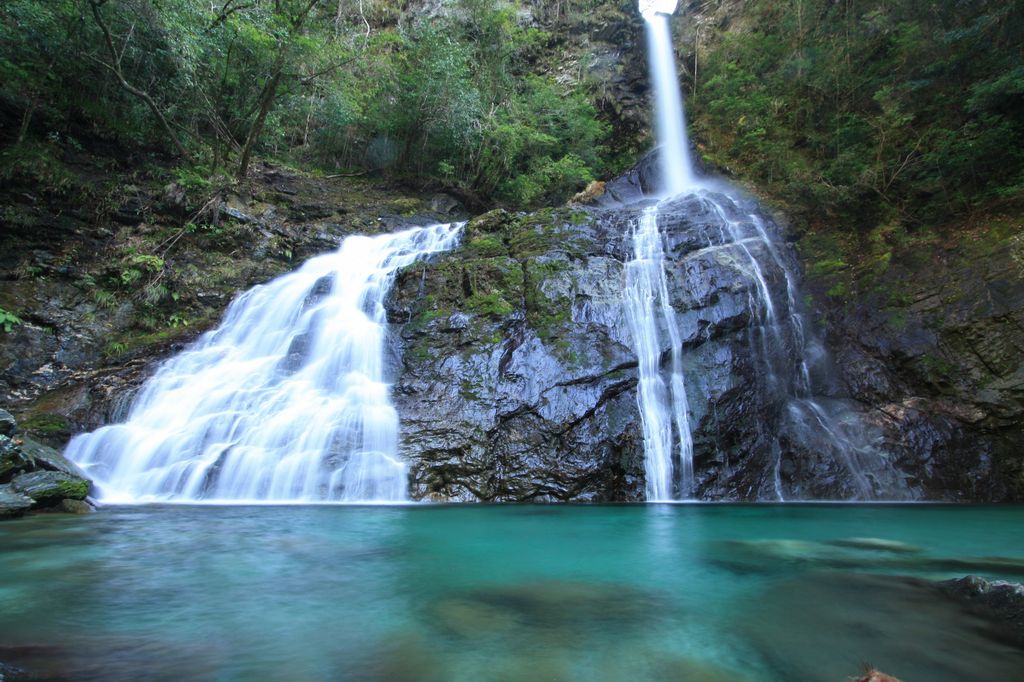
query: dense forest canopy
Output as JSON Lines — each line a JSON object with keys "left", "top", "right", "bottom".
{"left": 691, "top": 0, "right": 1024, "bottom": 232}
{"left": 0, "top": 0, "right": 614, "bottom": 208}
{"left": 1, "top": 0, "right": 1022, "bottom": 219}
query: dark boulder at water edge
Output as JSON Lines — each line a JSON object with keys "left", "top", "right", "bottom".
{"left": 941, "top": 575, "right": 1024, "bottom": 642}
{"left": 0, "top": 409, "right": 92, "bottom": 517}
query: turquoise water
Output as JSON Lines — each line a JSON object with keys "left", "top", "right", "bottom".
{"left": 1, "top": 504, "right": 1022, "bottom": 680}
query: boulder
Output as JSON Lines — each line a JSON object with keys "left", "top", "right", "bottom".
{"left": 18, "top": 435, "right": 90, "bottom": 479}
{"left": 940, "top": 575, "right": 1024, "bottom": 637}
{"left": 0, "top": 484, "right": 33, "bottom": 517}
{"left": 56, "top": 498, "right": 93, "bottom": 514}
{"left": 0, "top": 408, "right": 16, "bottom": 436}
{"left": 0, "top": 435, "right": 32, "bottom": 480}
{"left": 11, "top": 470, "right": 89, "bottom": 506}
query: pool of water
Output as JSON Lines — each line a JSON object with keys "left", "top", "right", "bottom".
{"left": 1, "top": 504, "right": 1022, "bottom": 681}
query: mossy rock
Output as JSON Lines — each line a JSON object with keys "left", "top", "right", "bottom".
{"left": 465, "top": 209, "right": 512, "bottom": 237}
{"left": 0, "top": 409, "right": 16, "bottom": 437}
{"left": 19, "top": 413, "right": 73, "bottom": 448}
{"left": 387, "top": 197, "right": 424, "bottom": 215}
{"left": 0, "top": 435, "right": 31, "bottom": 481}
{"left": 12, "top": 470, "right": 90, "bottom": 505}
{"left": 56, "top": 498, "right": 93, "bottom": 514}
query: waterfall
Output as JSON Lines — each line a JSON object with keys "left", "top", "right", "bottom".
{"left": 624, "top": 205, "right": 695, "bottom": 500}
{"left": 631, "top": 0, "right": 902, "bottom": 500}
{"left": 624, "top": 1, "right": 697, "bottom": 500}
{"left": 66, "top": 223, "right": 462, "bottom": 503}
{"left": 641, "top": 1, "right": 696, "bottom": 194}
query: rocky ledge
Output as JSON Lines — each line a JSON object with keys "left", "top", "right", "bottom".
{"left": 0, "top": 409, "right": 92, "bottom": 518}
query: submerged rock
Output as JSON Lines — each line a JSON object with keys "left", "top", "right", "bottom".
{"left": 711, "top": 537, "right": 1024, "bottom": 578}
{"left": 826, "top": 537, "right": 924, "bottom": 554}
{"left": 735, "top": 571, "right": 1024, "bottom": 681}
{"left": 0, "top": 661, "right": 31, "bottom": 681}
{"left": 940, "top": 575, "right": 1024, "bottom": 639}
{"left": 429, "top": 580, "right": 659, "bottom": 638}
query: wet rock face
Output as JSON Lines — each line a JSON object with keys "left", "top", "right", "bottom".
{"left": 0, "top": 161, "right": 463, "bottom": 448}
{"left": 819, "top": 233, "right": 1024, "bottom": 501}
{"left": 390, "top": 207, "right": 645, "bottom": 501}
{"left": 389, "top": 193, "right": 887, "bottom": 501}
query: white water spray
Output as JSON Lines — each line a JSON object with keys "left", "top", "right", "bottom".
{"left": 625, "top": 205, "right": 695, "bottom": 500}
{"left": 66, "top": 223, "right": 461, "bottom": 503}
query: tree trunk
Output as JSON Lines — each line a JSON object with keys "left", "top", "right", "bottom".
{"left": 236, "top": 66, "right": 284, "bottom": 180}
{"left": 235, "top": 0, "right": 322, "bottom": 180}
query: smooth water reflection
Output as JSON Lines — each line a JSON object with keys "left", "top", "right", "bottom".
{"left": 1, "top": 505, "right": 1022, "bottom": 681}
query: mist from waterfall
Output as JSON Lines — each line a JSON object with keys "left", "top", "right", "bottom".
{"left": 66, "top": 223, "right": 462, "bottom": 503}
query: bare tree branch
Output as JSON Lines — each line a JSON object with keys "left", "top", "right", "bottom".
{"left": 209, "top": 1, "right": 257, "bottom": 31}
{"left": 88, "top": 0, "right": 191, "bottom": 159}
{"left": 293, "top": 55, "right": 358, "bottom": 85}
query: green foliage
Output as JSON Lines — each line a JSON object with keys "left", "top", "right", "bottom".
{"left": 0, "top": 308, "right": 23, "bottom": 333}
{"left": 692, "top": 0, "right": 1024, "bottom": 231}
{"left": 0, "top": 0, "right": 613, "bottom": 207}
{"left": 174, "top": 167, "right": 214, "bottom": 192}
{"left": 105, "top": 340, "right": 128, "bottom": 358}
{"left": 466, "top": 291, "right": 514, "bottom": 318}
{"left": 0, "top": 140, "right": 76, "bottom": 193}
{"left": 308, "top": 4, "right": 611, "bottom": 207}
{"left": 21, "top": 413, "right": 71, "bottom": 438}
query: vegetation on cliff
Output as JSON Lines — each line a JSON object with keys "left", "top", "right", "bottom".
{"left": 0, "top": 0, "right": 619, "bottom": 208}
{"left": 690, "top": 0, "right": 1023, "bottom": 232}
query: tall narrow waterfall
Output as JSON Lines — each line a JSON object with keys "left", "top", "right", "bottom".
{"left": 641, "top": 0, "right": 696, "bottom": 193}
{"left": 629, "top": 0, "right": 904, "bottom": 500}
{"left": 625, "top": 0, "right": 697, "bottom": 500}
{"left": 625, "top": 206, "right": 695, "bottom": 500}
{"left": 66, "top": 223, "right": 461, "bottom": 503}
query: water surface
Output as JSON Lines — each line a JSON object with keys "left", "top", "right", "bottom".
{"left": 1, "top": 504, "right": 1022, "bottom": 680}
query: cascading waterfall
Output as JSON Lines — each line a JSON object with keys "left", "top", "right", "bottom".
{"left": 66, "top": 223, "right": 462, "bottom": 503}
{"left": 631, "top": 0, "right": 900, "bottom": 500}
{"left": 624, "top": 205, "right": 695, "bottom": 500}
{"left": 625, "top": 0, "right": 698, "bottom": 500}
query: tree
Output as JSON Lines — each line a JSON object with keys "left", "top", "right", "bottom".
{"left": 87, "top": 0, "right": 191, "bottom": 159}
{"left": 236, "top": 0, "right": 325, "bottom": 180}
